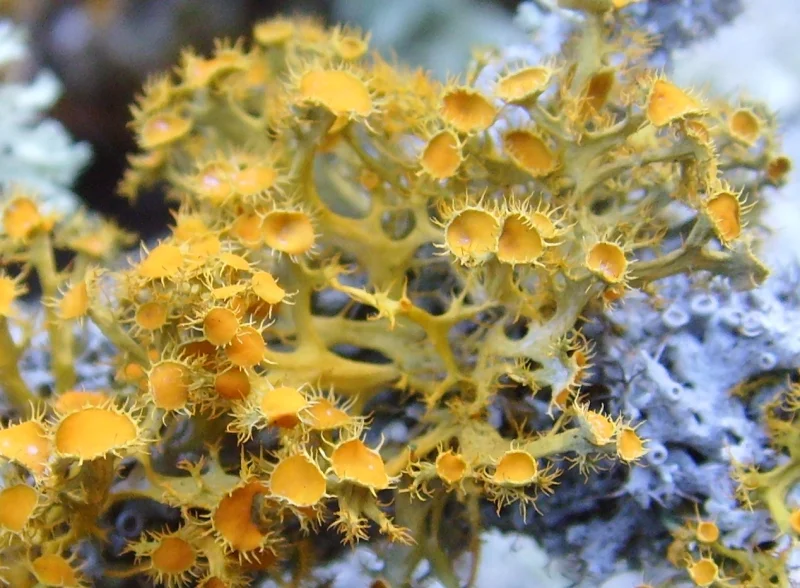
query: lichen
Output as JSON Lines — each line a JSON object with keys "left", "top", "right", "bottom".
{"left": 0, "top": 4, "right": 795, "bottom": 586}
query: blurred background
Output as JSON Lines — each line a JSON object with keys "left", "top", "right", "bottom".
{"left": 1, "top": 0, "right": 796, "bottom": 247}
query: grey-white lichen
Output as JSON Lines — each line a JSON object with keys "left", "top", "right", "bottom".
{"left": 490, "top": 268, "right": 800, "bottom": 584}
{"left": 516, "top": 0, "right": 744, "bottom": 68}
{"left": 0, "top": 20, "right": 90, "bottom": 216}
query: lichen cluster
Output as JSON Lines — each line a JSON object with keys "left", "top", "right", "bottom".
{"left": 0, "top": 0, "right": 795, "bottom": 586}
